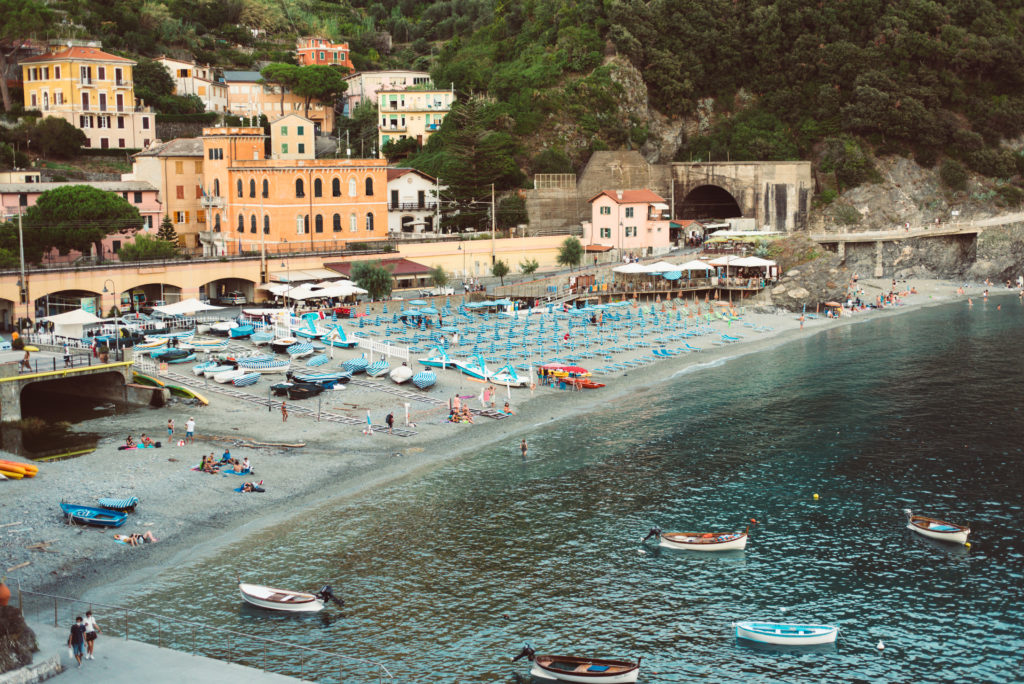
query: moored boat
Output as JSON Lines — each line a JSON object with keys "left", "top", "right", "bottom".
{"left": 213, "top": 369, "right": 245, "bottom": 384}
{"left": 341, "top": 355, "right": 368, "bottom": 374}
{"left": 734, "top": 621, "right": 839, "bottom": 646}
{"left": 270, "top": 337, "right": 298, "bottom": 354}
{"left": 904, "top": 509, "right": 970, "bottom": 544}
{"left": 237, "top": 582, "right": 343, "bottom": 613}
{"left": 366, "top": 359, "right": 389, "bottom": 377}
{"left": 412, "top": 370, "right": 436, "bottom": 390}
{"left": 60, "top": 502, "right": 128, "bottom": 528}
{"left": 512, "top": 645, "right": 640, "bottom": 684}
{"left": 389, "top": 364, "right": 414, "bottom": 384}
{"left": 642, "top": 525, "right": 751, "bottom": 551}
{"left": 229, "top": 324, "right": 256, "bottom": 339}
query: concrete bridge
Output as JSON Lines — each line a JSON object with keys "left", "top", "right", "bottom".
{"left": 0, "top": 348, "right": 138, "bottom": 422}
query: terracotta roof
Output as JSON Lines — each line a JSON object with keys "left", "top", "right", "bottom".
{"left": 588, "top": 189, "right": 666, "bottom": 205}
{"left": 584, "top": 244, "right": 613, "bottom": 252}
{"left": 386, "top": 168, "right": 436, "bottom": 183}
{"left": 0, "top": 181, "right": 157, "bottom": 194}
{"left": 325, "top": 257, "right": 430, "bottom": 277}
{"left": 22, "top": 46, "right": 134, "bottom": 64}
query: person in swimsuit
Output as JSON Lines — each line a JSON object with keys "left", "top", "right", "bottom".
{"left": 124, "top": 435, "right": 135, "bottom": 448}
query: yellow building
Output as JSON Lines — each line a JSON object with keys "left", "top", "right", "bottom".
{"left": 128, "top": 139, "right": 206, "bottom": 248}
{"left": 223, "top": 71, "right": 336, "bottom": 134}
{"left": 378, "top": 85, "right": 454, "bottom": 155}
{"left": 21, "top": 42, "right": 154, "bottom": 149}
{"left": 270, "top": 114, "right": 315, "bottom": 161}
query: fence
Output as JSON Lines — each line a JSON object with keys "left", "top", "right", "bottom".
{"left": 16, "top": 587, "right": 394, "bottom": 683}
{"left": 356, "top": 338, "right": 410, "bottom": 362}
{"left": 533, "top": 173, "right": 577, "bottom": 190}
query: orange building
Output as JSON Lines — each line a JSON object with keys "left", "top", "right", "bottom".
{"left": 199, "top": 125, "right": 387, "bottom": 255}
{"left": 296, "top": 37, "right": 355, "bottom": 71}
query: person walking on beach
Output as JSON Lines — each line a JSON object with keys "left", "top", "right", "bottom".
{"left": 20, "top": 349, "right": 31, "bottom": 372}
{"left": 185, "top": 416, "right": 195, "bottom": 445}
{"left": 521, "top": 438, "right": 528, "bottom": 459}
{"left": 799, "top": 314, "right": 805, "bottom": 330}
{"left": 83, "top": 610, "right": 101, "bottom": 660}
{"left": 68, "top": 616, "right": 86, "bottom": 668}
{"left": 386, "top": 412, "right": 394, "bottom": 434}
{"left": 281, "top": 401, "right": 288, "bottom": 422}
{"left": 167, "top": 418, "right": 174, "bottom": 438}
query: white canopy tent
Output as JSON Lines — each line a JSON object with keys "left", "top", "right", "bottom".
{"left": 708, "top": 255, "right": 744, "bottom": 267}
{"left": 641, "top": 260, "right": 682, "bottom": 273}
{"left": 41, "top": 309, "right": 104, "bottom": 339}
{"left": 259, "top": 283, "right": 293, "bottom": 296}
{"left": 152, "top": 298, "right": 224, "bottom": 315}
{"left": 730, "top": 256, "right": 777, "bottom": 268}
{"left": 612, "top": 262, "right": 650, "bottom": 274}
{"left": 676, "top": 260, "right": 716, "bottom": 271}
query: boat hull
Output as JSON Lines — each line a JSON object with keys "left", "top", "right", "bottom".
{"left": 60, "top": 503, "right": 128, "bottom": 528}
{"left": 735, "top": 622, "right": 838, "bottom": 646}
{"left": 907, "top": 522, "right": 969, "bottom": 544}
{"left": 529, "top": 657, "right": 639, "bottom": 683}
{"left": 660, "top": 532, "right": 748, "bottom": 551}
{"left": 238, "top": 583, "right": 323, "bottom": 613}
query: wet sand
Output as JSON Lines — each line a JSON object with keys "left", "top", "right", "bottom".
{"left": 0, "top": 278, "right": 1000, "bottom": 605}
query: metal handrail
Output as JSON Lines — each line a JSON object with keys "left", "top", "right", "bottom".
{"left": 16, "top": 587, "right": 394, "bottom": 682}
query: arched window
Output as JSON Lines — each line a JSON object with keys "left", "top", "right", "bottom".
{"left": 332, "top": 178, "right": 341, "bottom": 197}
{"left": 214, "top": 214, "right": 221, "bottom": 232}
{"left": 365, "top": 212, "right": 374, "bottom": 231}
{"left": 365, "top": 177, "right": 373, "bottom": 196}
{"left": 249, "top": 179, "right": 256, "bottom": 198}
{"left": 295, "top": 178, "right": 305, "bottom": 198}
{"left": 263, "top": 215, "right": 270, "bottom": 234}
{"left": 213, "top": 179, "right": 220, "bottom": 196}
{"left": 250, "top": 214, "right": 257, "bottom": 233}
{"left": 332, "top": 213, "right": 341, "bottom": 232}
{"left": 237, "top": 214, "right": 244, "bottom": 232}
{"left": 236, "top": 179, "right": 243, "bottom": 198}
{"left": 349, "top": 213, "right": 357, "bottom": 232}
{"left": 296, "top": 215, "right": 305, "bottom": 234}
{"left": 262, "top": 179, "right": 269, "bottom": 198}
{"left": 314, "top": 214, "right": 323, "bottom": 233}
{"left": 313, "top": 178, "right": 323, "bottom": 198}
{"left": 348, "top": 178, "right": 357, "bottom": 197}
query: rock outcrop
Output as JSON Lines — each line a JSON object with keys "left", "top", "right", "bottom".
{"left": 969, "top": 223, "right": 1024, "bottom": 281}
{"left": 0, "top": 606, "right": 38, "bottom": 673}
{"left": 767, "top": 253, "right": 849, "bottom": 312}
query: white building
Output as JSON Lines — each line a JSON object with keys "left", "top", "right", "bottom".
{"left": 342, "top": 70, "right": 431, "bottom": 115}
{"left": 387, "top": 168, "right": 440, "bottom": 236}
{"left": 156, "top": 56, "right": 228, "bottom": 113}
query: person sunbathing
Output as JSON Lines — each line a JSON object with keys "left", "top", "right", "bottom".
{"left": 202, "top": 454, "right": 220, "bottom": 473}
{"left": 241, "top": 480, "right": 265, "bottom": 493}
{"left": 448, "top": 409, "right": 457, "bottom": 422}
{"left": 503, "top": 401, "right": 515, "bottom": 415}
{"left": 232, "top": 459, "right": 244, "bottom": 473}
{"left": 124, "top": 435, "right": 135, "bottom": 448}
{"left": 461, "top": 406, "right": 474, "bottom": 424}
{"left": 115, "top": 531, "right": 158, "bottom": 546}
{"left": 140, "top": 434, "right": 154, "bottom": 447}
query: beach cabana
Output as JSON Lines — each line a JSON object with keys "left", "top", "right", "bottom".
{"left": 41, "top": 308, "right": 103, "bottom": 339}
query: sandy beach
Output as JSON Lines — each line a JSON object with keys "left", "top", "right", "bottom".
{"left": 0, "top": 277, "right": 1004, "bottom": 606}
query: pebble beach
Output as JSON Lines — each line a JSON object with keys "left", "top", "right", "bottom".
{"left": 0, "top": 277, "right": 1001, "bottom": 606}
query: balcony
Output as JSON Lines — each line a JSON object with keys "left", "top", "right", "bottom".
{"left": 388, "top": 202, "right": 437, "bottom": 211}
{"left": 115, "top": 80, "right": 132, "bottom": 88}
{"left": 79, "top": 78, "right": 94, "bottom": 87}
{"left": 201, "top": 195, "right": 225, "bottom": 209}
{"left": 380, "top": 124, "right": 407, "bottom": 132}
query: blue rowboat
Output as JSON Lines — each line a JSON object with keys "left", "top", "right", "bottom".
{"left": 168, "top": 352, "right": 196, "bottom": 364}
{"left": 60, "top": 503, "right": 128, "bottom": 528}
{"left": 250, "top": 331, "right": 274, "bottom": 345}
{"left": 233, "top": 373, "right": 261, "bottom": 387}
{"left": 236, "top": 358, "right": 290, "bottom": 374}
{"left": 412, "top": 370, "right": 436, "bottom": 390}
{"left": 306, "top": 354, "right": 330, "bottom": 367}
{"left": 151, "top": 349, "right": 193, "bottom": 362}
{"left": 97, "top": 496, "right": 139, "bottom": 512}
{"left": 287, "top": 342, "right": 314, "bottom": 358}
{"left": 192, "top": 361, "right": 217, "bottom": 376}
{"left": 366, "top": 359, "right": 389, "bottom": 377}
{"left": 291, "top": 371, "right": 350, "bottom": 384}
{"left": 734, "top": 621, "right": 838, "bottom": 646}
{"left": 229, "top": 324, "right": 256, "bottom": 339}
{"left": 342, "top": 356, "right": 368, "bottom": 374}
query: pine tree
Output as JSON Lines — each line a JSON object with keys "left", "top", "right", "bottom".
{"left": 156, "top": 216, "right": 178, "bottom": 243}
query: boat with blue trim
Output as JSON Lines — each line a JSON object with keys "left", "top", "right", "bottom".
{"left": 734, "top": 621, "right": 838, "bottom": 646}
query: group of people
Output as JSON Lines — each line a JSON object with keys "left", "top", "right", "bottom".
{"left": 198, "top": 450, "right": 251, "bottom": 474}
{"left": 123, "top": 434, "right": 156, "bottom": 448}
{"left": 448, "top": 405, "right": 475, "bottom": 423}
{"left": 113, "top": 531, "right": 158, "bottom": 546}
{"left": 463, "top": 277, "right": 485, "bottom": 293}
{"left": 167, "top": 417, "right": 196, "bottom": 445}
{"left": 66, "top": 611, "right": 101, "bottom": 668}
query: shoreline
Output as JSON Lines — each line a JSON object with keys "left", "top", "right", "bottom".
{"left": 1, "top": 278, "right": 1008, "bottom": 610}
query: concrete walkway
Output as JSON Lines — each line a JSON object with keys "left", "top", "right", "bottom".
{"left": 29, "top": 620, "right": 303, "bottom": 683}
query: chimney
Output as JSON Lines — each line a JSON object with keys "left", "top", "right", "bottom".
{"left": 616, "top": 189, "right": 623, "bottom": 201}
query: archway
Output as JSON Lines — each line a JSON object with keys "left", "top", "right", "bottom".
{"left": 0, "top": 297, "right": 16, "bottom": 333}
{"left": 35, "top": 289, "right": 103, "bottom": 318}
{"left": 122, "top": 284, "right": 183, "bottom": 312}
{"left": 21, "top": 371, "right": 127, "bottom": 423}
{"left": 199, "top": 278, "right": 257, "bottom": 304}
{"left": 678, "top": 185, "right": 742, "bottom": 221}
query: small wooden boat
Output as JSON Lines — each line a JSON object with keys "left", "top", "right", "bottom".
{"left": 287, "top": 342, "right": 314, "bottom": 358}
{"left": 270, "top": 382, "right": 293, "bottom": 397}
{"left": 643, "top": 526, "right": 750, "bottom": 551}
{"left": 734, "top": 621, "right": 838, "bottom": 646}
{"left": 188, "top": 339, "right": 229, "bottom": 352}
{"left": 151, "top": 348, "right": 192, "bottom": 362}
{"left": 192, "top": 361, "right": 217, "bottom": 376}
{"left": 287, "top": 382, "right": 324, "bottom": 400}
{"left": 512, "top": 645, "right": 640, "bottom": 683}
{"left": 250, "top": 331, "right": 274, "bottom": 345}
{"left": 342, "top": 355, "right": 369, "bottom": 374}
{"left": 60, "top": 502, "right": 128, "bottom": 528}
{"left": 229, "top": 324, "right": 255, "bottom": 339}
{"left": 412, "top": 370, "right": 436, "bottom": 390}
{"left": 168, "top": 352, "right": 196, "bottom": 364}
{"left": 270, "top": 337, "right": 298, "bottom": 354}
{"left": 203, "top": 364, "right": 235, "bottom": 378}
{"left": 366, "top": 359, "right": 390, "bottom": 377}
{"left": 390, "top": 364, "right": 414, "bottom": 384}
{"left": 97, "top": 496, "right": 139, "bottom": 512}
{"left": 238, "top": 583, "right": 324, "bottom": 612}
{"left": 237, "top": 358, "right": 290, "bottom": 374}
{"left": 904, "top": 509, "right": 970, "bottom": 544}
{"left": 291, "top": 371, "right": 350, "bottom": 384}
{"left": 233, "top": 373, "right": 261, "bottom": 387}
{"left": 165, "top": 385, "right": 209, "bottom": 405}
{"left": 136, "top": 339, "right": 168, "bottom": 351}
{"left": 213, "top": 368, "right": 245, "bottom": 384}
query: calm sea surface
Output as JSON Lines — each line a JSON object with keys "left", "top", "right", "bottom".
{"left": 119, "top": 297, "right": 1024, "bottom": 682}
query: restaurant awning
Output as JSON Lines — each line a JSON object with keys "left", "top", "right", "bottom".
{"left": 584, "top": 244, "right": 613, "bottom": 252}
{"left": 269, "top": 268, "right": 341, "bottom": 283}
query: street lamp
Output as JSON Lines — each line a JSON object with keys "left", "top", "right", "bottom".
{"left": 280, "top": 260, "right": 290, "bottom": 310}
{"left": 100, "top": 279, "right": 120, "bottom": 351}
{"left": 101, "top": 279, "right": 116, "bottom": 314}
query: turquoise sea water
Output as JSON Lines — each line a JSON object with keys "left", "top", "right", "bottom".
{"left": 120, "top": 297, "right": 1024, "bottom": 682}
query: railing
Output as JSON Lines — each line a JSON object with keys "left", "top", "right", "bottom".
{"left": 380, "top": 125, "right": 406, "bottom": 132}
{"left": 1, "top": 344, "right": 127, "bottom": 376}
{"left": 388, "top": 202, "right": 436, "bottom": 211}
{"left": 16, "top": 587, "right": 394, "bottom": 682}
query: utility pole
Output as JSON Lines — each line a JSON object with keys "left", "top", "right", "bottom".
{"left": 17, "top": 211, "right": 28, "bottom": 323}
{"left": 490, "top": 183, "right": 496, "bottom": 265}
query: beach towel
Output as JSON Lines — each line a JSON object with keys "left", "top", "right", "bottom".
{"left": 117, "top": 442, "right": 162, "bottom": 451}
{"left": 233, "top": 483, "right": 265, "bottom": 493}
{"left": 223, "top": 468, "right": 253, "bottom": 476}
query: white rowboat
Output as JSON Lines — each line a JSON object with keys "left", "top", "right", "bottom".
{"left": 734, "top": 621, "right": 838, "bottom": 646}
{"left": 238, "top": 583, "right": 323, "bottom": 613}
{"left": 643, "top": 526, "right": 750, "bottom": 551}
{"left": 513, "top": 646, "right": 639, "bottom": 684}
{"left": 905, "top": 509, "right": 970, "bottom": 544}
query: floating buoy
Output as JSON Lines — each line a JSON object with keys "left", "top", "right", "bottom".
{"left": 813, "top": 493, "right": 819, "bottom": 500}
{"left": 877, "top": 641, "right": 885, "bottom": 650}
{"left": 965, "top": 542, "right": 971, "bottom": 548}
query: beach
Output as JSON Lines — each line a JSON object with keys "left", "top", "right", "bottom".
{"left": 0, "top": 277, "right": 1002, "bottom": 606}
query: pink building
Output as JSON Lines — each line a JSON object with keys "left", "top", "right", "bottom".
{"left": 584, "top": 189, "right": 672, "bottom": 257}
{"left": 0, "top": 181, "right": 161, "bottom": 262}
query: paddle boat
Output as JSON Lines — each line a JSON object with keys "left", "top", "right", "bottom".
{"left": 238, "top": 582, "right": 343, "bottom": 613}
{"left": 97, "top": 496, "right": 139, "bottom": 512}
{"left": 417, "top": 346, "right": 453, "bottom": 370}
{"left": 734, "top": 621, "right": 839, "bottom": 646}
{"left": 490, "top": 363, "right": 528, "bottom": 388}
{"left": 293, "top": 314, "right": 327, "bottom": 339}
{"left": 453, "top": 354, "right": 491, "bottom": 381}
{"left": 412, "top": 370, "right": 437, "bottom": 390}
{"left": 60, "top": 503, "right": 128, "bottom": 528}
{"left": 904, "top": 509, "right": 970, "bottom": 545}
{"left": 270, "top": 337, "right": 299, "bottom": 354}
{"left": 228, "top": 324, "right": 255, "bottom": 339}
{"left": 642, "top": 526, "right": 750, "bottom": 551}
{"left": 512, "top": 645, "right": 640, "bottom": 684}
{"left": 537, "top": 363, "right": 603, "bottom": 389}
{"left": 389, "top": 364, "right": 414, "bottom": 384}
{"left": 322, "top": 324, "right": 360, "bottom": 348}
{"left": 366, "top": 358, "right": 390, "bottom": 377}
